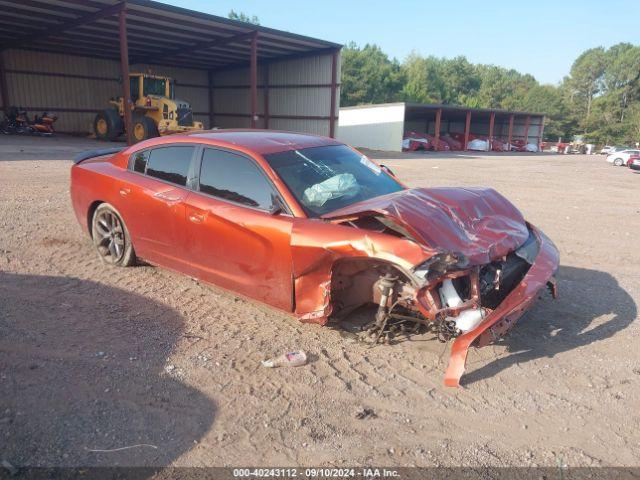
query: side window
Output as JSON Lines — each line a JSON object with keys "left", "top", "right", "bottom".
{"left": 199, "top": 148, "right": 278, "bottom": 210}
{"left": 130, "top": 150, "right": 149, "bottom": 174}
{"left": 146, "top": 146, "right": 194, "bottom": 186}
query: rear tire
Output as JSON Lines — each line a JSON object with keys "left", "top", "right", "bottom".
{"left": 132, "top": 115, "right": 158, "bottom": 142}
{"left": 613, "top": 158, "right": 624, "bottom": 166}
{"left": 92, "top": 203, "right": 136, "bottom": 267}
{"left": 94, "top": 109, "right": 123, "bottom": 141}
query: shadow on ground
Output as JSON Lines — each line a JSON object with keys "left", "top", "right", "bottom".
{"left": 0, "top": 273, "right": 215, "bottom": 469}
{"left": 462, "top": 265, "right": 637, "bottom": 385}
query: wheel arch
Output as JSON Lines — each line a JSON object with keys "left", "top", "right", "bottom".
{"left": 87, "top": 200, "right": 105, "bottom": 238}
{"left": 326, "top": 256, "right": 420, "bottom": 320}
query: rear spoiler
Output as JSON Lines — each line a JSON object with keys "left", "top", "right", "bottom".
{"left": 73, "top": 147, "right": 126, "bottom": 164}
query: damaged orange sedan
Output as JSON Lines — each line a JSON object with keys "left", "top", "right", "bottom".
{"left": 70, "top": 130, "right": 558, "bottom": 386}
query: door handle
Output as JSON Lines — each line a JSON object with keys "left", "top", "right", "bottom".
{"left": 189, "top": 213, "right": 205, "bottom": 223}
{"left": 154, "top": 191, "right": 183, "bottom": 202}
{"left": 119, "top": 187, "right": 131, "bottom": 197}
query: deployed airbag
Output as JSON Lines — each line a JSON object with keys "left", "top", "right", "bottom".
{"left": 302, "top": 173, "right": 361, "bottom": 207}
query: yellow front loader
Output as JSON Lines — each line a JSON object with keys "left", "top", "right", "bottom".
{"left": 94, "top": 73, "right": 203, "bottom": 142}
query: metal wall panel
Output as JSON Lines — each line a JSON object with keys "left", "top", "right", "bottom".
{"left": 211, "top": 52, "right": 337, "bottom": 135}
{"left": 269, "top": 54, "right": 333, "bottom": 85}
{"left": 269, "top": 118, "right": 329, "bottom": 136}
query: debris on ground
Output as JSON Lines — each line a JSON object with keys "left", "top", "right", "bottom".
{"left": 261, "top": 350, "right": 307, "bottom": 368}
{"left": 355, "top": 407, "right": 377, "bottom": 420}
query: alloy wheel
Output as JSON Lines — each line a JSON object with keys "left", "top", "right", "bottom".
{"left": 94, "top": 210, "right": 126, "bottom": 263}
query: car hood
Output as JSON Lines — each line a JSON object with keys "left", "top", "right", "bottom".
{"left": 322, "top": 187, "right": 530, "bottom": 265}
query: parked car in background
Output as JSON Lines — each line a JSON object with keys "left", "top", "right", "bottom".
{"left": 69, "top": 130, "right": 558, "bottom": 387}
{"left": 607, "top": 149, "right": 640, "bottom": 166}
{"left": 600, "top": 145, "right": 614, "bottom": 154}
{"left": 628, "top": 156, "right": 640, "bottom": 171}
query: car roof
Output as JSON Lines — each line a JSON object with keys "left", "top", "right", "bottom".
{"left": 184, "top": 129, "right": 343, "bottom": 155}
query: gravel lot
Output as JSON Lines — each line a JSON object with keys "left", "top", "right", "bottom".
{"left": 0, "top": 135, "right": 638, "bottom": 470}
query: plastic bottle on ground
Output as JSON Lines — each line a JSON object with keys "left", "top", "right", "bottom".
{"left": 261, "top": 350, "right": 307, "bottom": 368}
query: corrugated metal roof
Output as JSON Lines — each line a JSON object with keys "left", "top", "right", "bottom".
{"left": 0, "top": 0, "right": 341, "bottom": 70}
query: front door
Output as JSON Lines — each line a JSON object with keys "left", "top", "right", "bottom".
{"left": 184, "top": 147, "right": 294, "bottom": 311}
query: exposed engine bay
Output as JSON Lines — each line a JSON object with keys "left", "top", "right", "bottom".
{"left": 330, "top": 227, "right": 551, "bottom": 347}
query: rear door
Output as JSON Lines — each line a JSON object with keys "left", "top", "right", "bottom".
{"left": 118, "top": 144, "right": 198, "bottom": 273}
{"left": 184, "top": 147, "right": 294, "bottom": 311}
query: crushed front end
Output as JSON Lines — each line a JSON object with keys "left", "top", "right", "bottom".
{"left": 358, "top": 223, "right": 559, "bottom": 387}
{"left": 298, "top": 187, "right": 559, "bottom": 387}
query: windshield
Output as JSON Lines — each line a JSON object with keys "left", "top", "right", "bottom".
{"left": 143, "top": 78, "right": 167, "bottom": 96}
{"left": 264, "top": 145, "right": 403, "bottom": 217}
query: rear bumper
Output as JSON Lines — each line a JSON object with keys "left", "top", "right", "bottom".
{"left": 444, "top": 224, "right": 559, "bottom": 387}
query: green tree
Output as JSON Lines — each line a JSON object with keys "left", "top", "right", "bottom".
{"left": 399, "top": 53, "right": 446, "bottom": 103}
{"left": 228, "top": 10, "right": 259, "bottom": 25}
{"left": 603, "top": 43, "right": 640, "bottom": 121}
{"left": 566, "top": 47, "right": 607, "bottom": 130}
{"left": 519, "top": 84, "right": 573, "bottom": 140}
{"left": 340, "top": 43, "right": 403, "bottom": 106}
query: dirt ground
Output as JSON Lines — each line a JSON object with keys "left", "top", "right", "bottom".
{"left": 0, "top": 135, "right": 638, "bottom": 470}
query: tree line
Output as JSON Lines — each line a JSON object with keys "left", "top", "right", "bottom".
{"left": 340, "top": 42, "right": 640, "bottom": 145}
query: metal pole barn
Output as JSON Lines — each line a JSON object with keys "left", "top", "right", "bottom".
{"left": 118, "top": 8, "right": 133, "bottom": 145}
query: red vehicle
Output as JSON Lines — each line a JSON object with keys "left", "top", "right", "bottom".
{"left": 70, "top": 130, "right": 559, "bottom": 387}
{"left": 628, "top": 155, "right": 640, "bottom": 170}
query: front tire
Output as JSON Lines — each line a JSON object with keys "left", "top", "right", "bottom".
{"left": 132, "top": 116, "right": 158, "bottom": 142}
{"left": 613, "top": 158, "right": 624, "bottom": 166}
{"left": 92, "top": 203, "right": 136, "bottom": 267}
{"left": 94, "top": 109, "right": 123, "bottom": 141}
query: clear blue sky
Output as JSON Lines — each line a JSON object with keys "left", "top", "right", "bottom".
{"left": 163, "top": 0, "right": 640, "bottom": 85}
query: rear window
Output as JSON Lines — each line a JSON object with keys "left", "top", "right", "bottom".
{"left": 145, "top": 146, "right": 194, "bottom": 186}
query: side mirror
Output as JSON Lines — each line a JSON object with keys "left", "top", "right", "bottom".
{"left": 380, "top": 164, "right": 396, "bottom": 177}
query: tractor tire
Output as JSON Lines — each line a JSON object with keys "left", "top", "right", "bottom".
{"left": 131, "top": 115, "right": 158, "bottom": 143}
{"left": 94, "top": 109, "right": 123, "bottom": 141}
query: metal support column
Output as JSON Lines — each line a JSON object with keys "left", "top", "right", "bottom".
{"left": 538, "top": 116, "right": 545, "bottom": 149}
{"left": 523, "top": 115, "right": 531, "bottom": 146}
{"left": 463, "top": 110, "right": 471, "bottom": 150}
{"left": 433, "top": 108, "right": 442, "bottom": 151}
{"left": 488, "top": 112, "right": 495, "bottom": 150}
{"left": 329, "top": 49, "right": 339, "bottom": 138}
{"left": 507, "top": 114, "right": 514, "bottom": 147}
{"left": 0, "top": 51, "right": 9, "bottom": 114}
{"left": 250, "top": 32, "right": 258, "bottom": 129}
{"left": 208, "top": 70, "right": 214, "bottom": 130}
{"left": 263, "top": 63, "right": 269, "bottom": 129}
{"left": 118, "top": 8, "right": 133, "bottom": 145}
